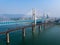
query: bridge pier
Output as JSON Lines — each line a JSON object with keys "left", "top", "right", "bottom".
{"left": 32, "top": 26, "right": 35, "bottom": 32}
{"left": 32, "top": 25, "right": 36, "bottom": 32}
{"left": 44, "top": 22, "right": 46, "bottom": 30}
{"left": 6, "top": 33, "right": 10, "bottom": 44}
{"left": 22, "top": 28, "right": 25, "bottom": 37}
{"left": 38, "top": 25, "right": 42, "bottom": 32}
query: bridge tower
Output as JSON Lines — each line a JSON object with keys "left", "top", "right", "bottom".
{"left": 32, "top": 8, "right": 36, "bottom": 25}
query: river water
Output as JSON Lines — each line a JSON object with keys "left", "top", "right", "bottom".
{"left": 0, "top": 21, "right": 60, "bottom": 45}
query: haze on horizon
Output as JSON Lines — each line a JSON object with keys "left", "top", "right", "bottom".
{"left": 0, "top": 0, "right": 60, "bottom": 17}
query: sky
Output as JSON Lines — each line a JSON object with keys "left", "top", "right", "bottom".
{"left": 0, "top": 0, "right": 60, "bottom": 17}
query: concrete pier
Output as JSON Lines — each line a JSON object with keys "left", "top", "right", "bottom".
{"left": 6, "top": 33, "right": 10, "bottom": 44}
{"left": 32, "top": 24, "right": 36, "bottom": 32}
{"left": 43, "top": 23, "right": 45, "bottom": 30}
{"left": 38, "top": 25, "right": 42, "bottom": 32}
{"left": 22, "top": 28, "right": 25, "bottom": 37}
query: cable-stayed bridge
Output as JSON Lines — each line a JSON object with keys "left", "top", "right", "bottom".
{"left": 0, "top": 9, "right": 60, "bottom": 45}
{"left": 0, "top": 9, "right": 57, "bottom": 25}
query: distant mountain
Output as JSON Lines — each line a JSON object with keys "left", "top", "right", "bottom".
{"left": 1, "top": 14, "right": 32, "bottom": 17}
{"left": 2, "top": 14, "right": 26, "bottom": 18}
{"left": 0, "top": 14, "right": 32, "bottom": 20}
{"left": 0, "top": 14, "right": 23, "bottom": 20}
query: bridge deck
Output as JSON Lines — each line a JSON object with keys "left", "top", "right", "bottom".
{"left": 0, "top": 23, "right": 44, "bottom": 34}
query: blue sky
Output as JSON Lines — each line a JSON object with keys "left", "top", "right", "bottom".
{"left": 0, "top": 0, "right": 60, "bottom": 17}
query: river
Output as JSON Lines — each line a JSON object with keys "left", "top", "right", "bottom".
{"left": 0, "top": 20, "right": 60, "bottom": 45}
